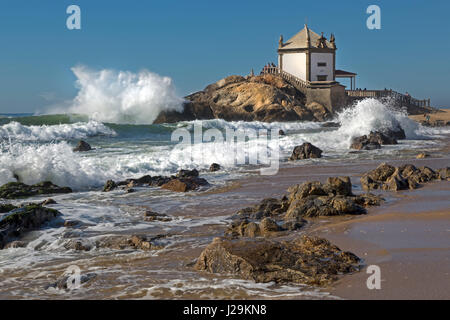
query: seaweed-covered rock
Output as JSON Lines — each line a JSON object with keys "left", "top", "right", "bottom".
{"left": 195, "top": 236, "right": 361, "bottom": 286}
{"left": 289, "top": 143, "right": 323, "bottom": 160}
{"left": 0, "top": 204, "right": 61, "bottom": 249}
{"left": 0, "top": 181, "right": 72, "bottom": 199}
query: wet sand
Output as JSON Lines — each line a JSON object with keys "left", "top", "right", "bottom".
{"left": 315, "top": 181, "right": 450, "bottom": 299}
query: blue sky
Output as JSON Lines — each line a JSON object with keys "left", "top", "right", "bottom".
{"left": 0, "top": 0, "right": 449, "bottom": 113}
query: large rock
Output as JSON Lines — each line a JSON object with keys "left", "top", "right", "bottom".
{"left": 229, "top": 177, "right": 379, "bottom": 236}
{"left": 161, "top": 177, "right": 208, "bottom": 192}
{"left": 0, "top": 181, "right": 72, "bottom": 199}
{"left": 195, "top": 236, "right": 361, "bottom": 286}
{"left": 289, "top": 143, "right": 323, "bottom": 160}
{"left": 154, "top": 74, "right": 332, "bottom": 123}
{"left": 361, "top": 163, "right": 441, "bottom": 191}
{"left": 350, "top": 130, "right": 401, "bottom": 150}
{"left": 0, "top": 204, "right": 60, "bottom": 249}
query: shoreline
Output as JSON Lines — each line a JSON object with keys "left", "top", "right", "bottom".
{"left": 0, "top": 115, "right": 449, "bottom": 299}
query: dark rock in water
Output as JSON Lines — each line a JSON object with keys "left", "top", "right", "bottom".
{"left": 73, "top": 140, "right": 92, "bottom": 152}
{"left": 195, "top": 236, "right": 361, "bottom": 286}
{"left": 369, "top": 131, "right": 398, "bottom": 145}
{"left": 144, "top": 211, "right": 172, "bottom": 222}
{"left": 161, "top": 177, "right": 208, "bottom": 192}
{"left": 350, "top": 135, "right": 381, "bottom": 151}
{"left": 0, "top": 204, "right": 61, "bottom": 249}
{"left": 0, "top": 204, "right": 17, "bottom": 213}
{"left": 361, "top": 163, "right": 440, "bottom": 191}
{"left": 0, "top": 181, "right": 72, "bottom": 199}
{"left": 350, "top": 130, "right": 400, "bottom": 150}
{"left": 148, "top": 176, "right": 172, "bottom": 187}
{"left": 103, "top": 180, "right": 117, "bottom": 192}
{"left": 106, "top": 171, "right": 209, "bottom": 193}
{"left": 177, "top": 169, "right": 199, "bottom": 178}
{"left": 209, "top": 163, "right": 221, "bottom": 172}
{"left": 94, "top": 234, "right": 168, "bottom": 251}
{"left": 382, "top": 127, "right": 406, "bottom": 140}
{"left": 289, "top": 143, "right": 323, "bottom": 160}
{"left": 278, "top": 129, "right": 286, "bottom": 136}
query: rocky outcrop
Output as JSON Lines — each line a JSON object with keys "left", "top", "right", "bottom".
{"left": 289, "top": 143, "right": 323, "bottom": 160}
{"left": 350, "top": 131, "right": 400, "bottom": 151}
{"left": 0, "top": 204, "right": 61, "bottom": 249}
{"left": 155, "top": 74, "right": 332, "bottom": 123}
{"left": 195, "top": 236, "right": 361, "bottom": 286}
{"left": 0, "top": 181, "right": 72, "bottom": 199}
{"left": 227, "top": 177, "right": 382, "bottom": 239}
{"left": 64, "top": 234, "right": 168, "bottom": 252}
{"left": 103, "top": 169, "right": 209, "bottom": 193}
{"left": 73, "top": 140, "right": 92, "bottom": 152}
{"left": 360, "top": 163, "right": 443, "bottom": 191}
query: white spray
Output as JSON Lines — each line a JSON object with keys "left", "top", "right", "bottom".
{"left": 50, "top": 65, "right": 184, "bottom": 124}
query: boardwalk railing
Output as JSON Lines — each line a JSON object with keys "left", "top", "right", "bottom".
{"left": 346, "top": 89, "right": 432, "bottom": 109}
{"left": 262, "top": 67, "right": 310, "bottom": 93}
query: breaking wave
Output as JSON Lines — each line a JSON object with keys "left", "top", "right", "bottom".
{"left": 48, "top": 65, "right": 184, "bottom": 124}
{"left": 0, "top": 121, "right": 116, "bottom": 142}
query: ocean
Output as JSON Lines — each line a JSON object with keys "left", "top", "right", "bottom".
{"left": 0, "top": 98, "right": 449, "bottom": 299}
